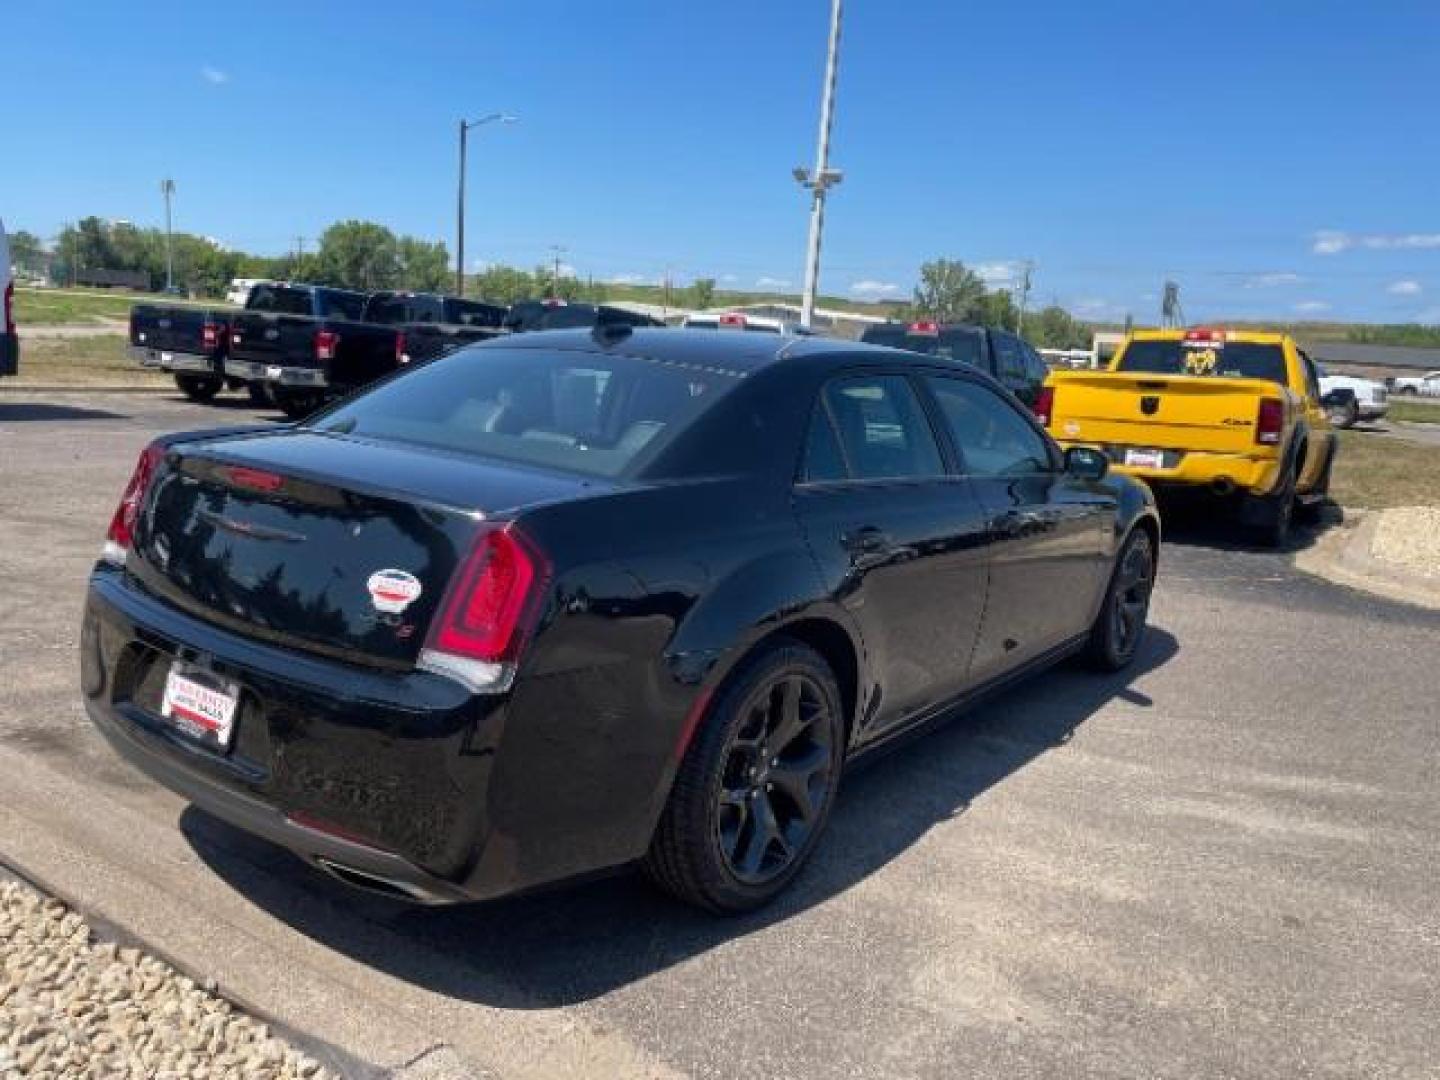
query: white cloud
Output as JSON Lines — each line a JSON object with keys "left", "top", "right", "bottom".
{"left": 975, "top": 261, "right": 1021, "bottom": 287}
{"left": 849, "top": 279, "right": 900, "bottom": 298}
{"left": 607, "top": 272, "right": 654, "bottom": 286}
{"left": 1293, "top": 300, "right": 1331, "bottom": 314}
{"left": 1387, "top": 279, "right": 1422, "bottom": 296}
{"left": 755, "top": 276, "right": 792, "bottom": 289}
{"left": 201, "top": 66, "right": 229, "bottom": 85}
{"left": 1243, "top": 272, "right": 1302, "bottom": 288}
{"left": 1312, "top": 230, "right": 1440, "bottom": 255}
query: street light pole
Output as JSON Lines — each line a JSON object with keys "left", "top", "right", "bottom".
{"left": 455, "top": 113, "right": 517, "bottom": 297}
{"left": 161, "top": 178, "right": 176, "bottom": 292}
{"left": 796, "top": 0, "right": 844, "bottom": 330}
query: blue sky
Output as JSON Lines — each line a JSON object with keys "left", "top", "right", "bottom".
{"left": 5, "top": 0, "right": 1439, "bottom": 324}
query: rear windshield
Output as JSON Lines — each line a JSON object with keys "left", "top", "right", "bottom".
{"left": 363, "top": 295, "right": 413, "bottom": 324}
{"left": 861, "top": 326, "right": 984, "bottom": 367}
{"left": 446, "top": 299, "right": 506, "bottom": 328}
{"left": 311, "top": 347, "right": 742, "bottom": 478}
{"left": 246, "top": 286, "right": 315, "bottom": 316}
{"left": 317, "top": 290, "right": 367, "bottom": 321}
{"left": 1116, "top": 340, "right": 1288, "bottom": 384}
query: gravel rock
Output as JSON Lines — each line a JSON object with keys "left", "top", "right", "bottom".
{"left": 0, "top": 880, "right": 333, "bottom": 1078}
{"left": 1371, "top": 505, "right": 1440, "bottom": 578}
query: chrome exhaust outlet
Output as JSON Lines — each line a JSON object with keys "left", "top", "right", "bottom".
{"left": 1211, "top": 477, "right": 1236, "bottom": 497}
{"left": 314, "top": 858, "right": 437, "bottom": 903}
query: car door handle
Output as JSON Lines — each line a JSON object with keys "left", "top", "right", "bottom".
{"left": 841, "top": 527, "right": 892, "bottom": 555}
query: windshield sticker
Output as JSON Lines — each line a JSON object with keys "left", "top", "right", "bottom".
{"left": 1182, "top": 347, "right": 1220, "bottom": 376}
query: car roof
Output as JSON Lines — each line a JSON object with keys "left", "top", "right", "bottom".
{"left": 491, "top": 327, "right": 884, "bottom": 374}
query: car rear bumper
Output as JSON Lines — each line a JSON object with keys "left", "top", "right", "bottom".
{"left": 1056, "top": 440, "right": 1282, "bottom": 495}
{"left": 127, "top": 345, "right": 216, "bottom": 374}
{"left": 80, "top": 564, "right": 667, "bottom": 904}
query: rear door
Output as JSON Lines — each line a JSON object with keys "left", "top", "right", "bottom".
{"left": 989, "top": 330, "right": 1041, "bottom": 407}
{"left": 792, "top": 371, "right": 991, "bottom": 737}
{"left": 921, "top": 373, "right": 1112, "bottom": 680}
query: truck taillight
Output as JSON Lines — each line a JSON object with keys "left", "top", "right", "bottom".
{"left": 4, "top": 281, "right": 15, "bottom": 336}
{"left": 395, "top": 331, "right": 408, "bottom": 365}
{"left": 1034, "top": 385, "right": 1055, "bottom": 427}
{"left": 908, "top": 320, "right": 940, "bottom": 336}
{"left": 202, "top": 322, "right": 222, "bottom": 351}
{"left": 419, "top": 525, "right": 549, "bottom": 693}
{"left": 719, "top": 313, "right": 747, "bottom": 328}
{"left": 1256, "top": 397, "right": 1285, "bottom": 445}
{"left": 315, "top": 329, "right": 340, "bottom": 361}
{"left": 103, "top": 441, "right": 166, "bottom": 565}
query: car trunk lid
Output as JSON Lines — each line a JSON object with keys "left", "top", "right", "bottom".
{"left": 128, "top": 431, "right": 610, "bottom": 667}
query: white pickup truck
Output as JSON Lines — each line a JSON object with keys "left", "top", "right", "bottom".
{"left": 1317, "top": 367, "right": 1388, "bottom": 427}
{"left": 1391, "top": 370, "right": 1440, "bottom": 398}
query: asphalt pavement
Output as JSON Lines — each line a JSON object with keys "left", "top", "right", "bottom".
{"left": 1, "top": 391, "right": 1436, "bottom": 1079}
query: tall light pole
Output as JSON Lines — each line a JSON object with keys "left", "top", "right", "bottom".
{"left": 456, "top": 113, "right": 517, "bottom": 297}
{"left": 160, "top": 178, "right": 176, "bottom": 292}
{"left": 795, "top": 0, "right": 845, "bottom": 329}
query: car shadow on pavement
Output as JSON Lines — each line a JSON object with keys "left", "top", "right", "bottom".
{"left": 165, "top": 394, "right": 288, "bottom": 421}
{"left": 0, "top": 402, "right": 128, "bottom": 422}
{"left": 182, "top": 626, "right": 1179, "bottom": 1009}
{"left": 1154, "top": 492, "right": 1344, "bottom": 555}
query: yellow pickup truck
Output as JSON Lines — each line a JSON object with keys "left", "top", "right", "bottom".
{"left": 1037, "top": 329, "right": 1336, "bottom": 546}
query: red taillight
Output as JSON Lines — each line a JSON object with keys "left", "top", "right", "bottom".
{"left": 420, "top": 526, "right": 549, "bottom": 692}
{"left": 908, "top": 320, "right": 940, "bottom": 335}
{"left": 201, "top": 321, "right": 222, "bottom": 351}
{"left": 315, "top": 328, "right": 340, "bottom": 360}
{"left": 1184, "top": 327, "right": 1224, "bottom": 343}
{"left": 3, "top": 281, "right": 14, "bottom": 336}
{"left": 221, "top": 465, "right": 285, "bottom": 492}
{"left": 1034, "top": 385, "right": 1055, "bottom": 427}
{"left": 719, "top": 312, "right": 747, "bottom": 328}
{"left": 1256, "top": 397, "right": 1285, "bottom": 445}
{"left": 104, "top": 442, "right": 166, "bottom": 563}
{"left": 395, "top": 330, "right": 408, "bottom": 365}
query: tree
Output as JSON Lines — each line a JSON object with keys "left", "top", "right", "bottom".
{"left": 312, "top": 220, "right": 400, "bottom": 290}
{"left": 7, "top": 230, "right": 44, "bottom": 276}
{"left": 397, "top": 237, "right": 450, "bottom": 292}
{"left": 910, "top": 259, "right": 988, "bottom": 323}
{"left": 1026, "top": 305, "right": 1091, "bottom": 350}
{"left": 976, "top": 288, "right": 1018, "bottom": 331}
{"left": 470, "top": 264, "right": 538, "bottom": 304}
{"left": 686, "top": 277, "right": 717, "bottom": 310}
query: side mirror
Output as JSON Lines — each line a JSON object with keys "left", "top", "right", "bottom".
{"left": 1065, "top": 446, "right": 1109, "bottom": 481}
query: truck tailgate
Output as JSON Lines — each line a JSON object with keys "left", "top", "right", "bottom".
{"left": 1047, "top": 372, "right": 1277, "bottom": 455}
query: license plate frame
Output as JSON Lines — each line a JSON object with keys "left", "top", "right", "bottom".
{"left": 1123, "top": 447, "right": 1166, "bottom": 469}
{"left": 160, "top": 663, "right": 240, "bottom": 750}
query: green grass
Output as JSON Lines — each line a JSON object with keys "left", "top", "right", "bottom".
{"left": 1387, "top": 397, "right": 1440, "bottom": 424}
{"left": 13, "top": 287, "right": 231, "bottom": 327}
{"left": 1331, "top": 431, "right": 1440, "bottom": 509}
{"left": 8, "top": 335, "right": 169, "bottom": 386}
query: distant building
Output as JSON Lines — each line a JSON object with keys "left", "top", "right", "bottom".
{"left": 1302, "top": 341, "right": 1440, "bottom": 380}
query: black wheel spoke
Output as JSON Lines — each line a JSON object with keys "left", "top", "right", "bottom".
{"left": 736, "top": 794, "right": 782, "bottom": 875}
{"left": 767, "top": 678, "right": 807, "bottom": 754}
{"left": 769, "top": 755, "right": 824, "bottom": 825}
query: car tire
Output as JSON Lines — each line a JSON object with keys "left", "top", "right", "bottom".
{"left": 273, "top": 389, "right": 324, "bottom": 420}
{"left": 246, "top": 382, "right": 272, "bottom": 407}
{"left": 175, "top": 374, "right": 222, "bottom": 402}
{"left": 1297, "top": 443, "right": 1336, "bottom": 524}
{"left": 1327, "top": 397, "right": 1358, "bottom": 429}
{"left": 1399, "top": 386, "right": 1418, "bottom": 396}
{"left": 643, "top": 640, "right": 845, "bottom": 913}
{"left": 1083, "top": 528, "right": 1155, "bottom": 672}
{"left": 1248, "top": 462, "right": 1297, "bottom": 549}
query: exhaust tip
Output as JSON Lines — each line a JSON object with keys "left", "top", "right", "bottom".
{"left": 1211, "top": 477, "right": 1236, "bottom": 497}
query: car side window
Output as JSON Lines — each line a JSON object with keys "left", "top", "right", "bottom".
{"left": 814, "top": 375, "right": 946, "bottom": 481}
{"left": 1023, "top": 342, "right": 1048, "bottom": 382}
{"left": 991, "top": 332, "right": 1028, "bottom": 383}
{"left": 925, "top": 376, "right": 1053, "bottom": 476}
{"left": 802, "top": 402, "right": 848, "bottom": 482}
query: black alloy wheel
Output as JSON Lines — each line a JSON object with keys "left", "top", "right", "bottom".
{"left": 1085, "top": 529, "right": 1155, "bottom": 671}
{"left": 644, "top": 641, "right": 844, "bottom": 912}
{"left": 175, "top": 374, "right": 222, "bottom": 402}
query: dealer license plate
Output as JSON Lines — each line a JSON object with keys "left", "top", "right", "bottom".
{"left": 266, "top": 365, "right": 283, "bottom": 380}
{"left": 161, "top": 665, "right": 239, "bottom": 748}
{"left": 1123, "top": 447, "right": 1165, "bottom": 469}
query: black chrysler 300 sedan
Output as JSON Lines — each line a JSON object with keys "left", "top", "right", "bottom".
{"left": 81, "top": 328, "right": 1159, "bottom": 912}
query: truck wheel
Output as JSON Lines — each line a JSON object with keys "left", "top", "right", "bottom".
{"left": 1297, "top": 444, "right": 1336, "bottom": 524}
{"left": 174, "top": 374, "right": 222, "bottom": 402}
{"left": 273, "top": 389, "right": 324, "bottom": 421}
{"left": 246, "top": 383, "right": 272, "bottom": 407}
{"left": 643, "top": 640, "right": 844, "bottom": 913}
{"left": 1248, "top": 464, "right": 1296, "bottom": 549}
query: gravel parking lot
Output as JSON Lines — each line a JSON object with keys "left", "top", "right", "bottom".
{"left": 1, "top": 391, "right": 1437, "bottom": 1079}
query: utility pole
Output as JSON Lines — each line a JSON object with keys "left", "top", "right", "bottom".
{"left": 455, "top": 113, "right": 517, "bottom": 297}
{"left": 1015, "top": 260, "right": 1034, "bottom": 336}
{"left": 160, "top": 178, "right": 176, "bottom": 291}
{"left": 794, "top": 0, "right": 845, "bottom": 329}
{"left": 549, "top": 245, "right": 567, "bottom": 298}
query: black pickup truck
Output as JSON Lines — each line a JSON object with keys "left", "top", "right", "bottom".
{"left": 362, "top": 291, "right": 507, "bottom": 365}
{"left": 504, "top": 300, "right": 663, "bottom": 333}
{"left": 128, "top": 304, "right": 235, "bottom": 400}
{"left": 229, "top": 283, "right": 401, "bottom": 418}
{"left": 859, "top": 320, "right": 1050, "bottom": 409}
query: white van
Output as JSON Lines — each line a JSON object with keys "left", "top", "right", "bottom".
{"left": 1, "top": 219, "right": 17, "bottom": 376}
{"left": 226, "top": 278, "right": 274, "bottom": 307}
